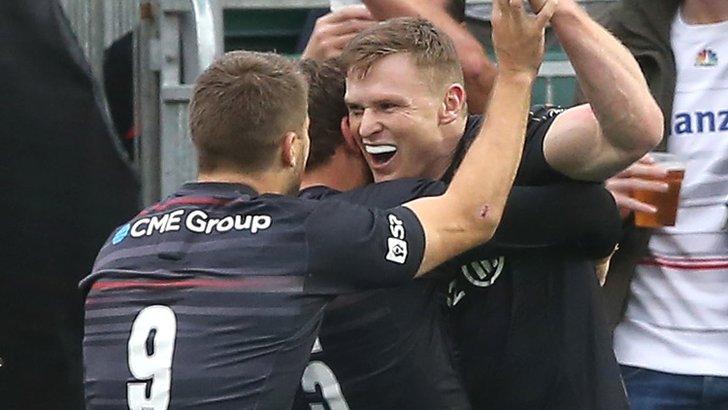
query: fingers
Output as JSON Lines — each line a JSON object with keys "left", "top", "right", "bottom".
{"left": 611, "top": 193, "right": 657, "bottom": 214}
{"left": 325, "top": 5, "right": 373, "bottom": 23}
{"left": 606, "top": 177, "right": 669, "bottom": 193}
{"left": 330, "top": 32, "right": 363, "bottom": 51}
{"left": 497, "top": 0, "right": 525, "bottom": 18}
{"left": 509, "top": 0, "right": 528, "bottom": 23}
{"left": 618, "top": 162, "right": 668, "bottom": 179}
{"left": 637, "top": 153, "right": 656, "bottom": 165}
{"left": 527, "top": 0, "right": 548, "bottom": 13}
{"left": 497, "top": 0, "right": 555, "bottom": 28}
{"left": 318, "top": 16, "right": 376, "bottom": 37}
{"left": 493, "top": 0, "right": 510, "bottom": 17}
{"left": 305, "top": 10, "right": 376, "bottom": 60}
{"left": 332, "top": 19, "right": 376, "bottom": 38}
{"left": 509, "top": 0, "right": 525, "bottom": 10}
{"left": 534, "top": 0, "right": 558, "bottom": 27}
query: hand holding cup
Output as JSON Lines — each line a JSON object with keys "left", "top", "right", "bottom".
{"left": 605, "top": 153, "right": 685, "bottom": 227}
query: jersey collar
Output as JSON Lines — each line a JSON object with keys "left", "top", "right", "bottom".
{"left": 176, "top": 182, "right": 259, "bottom": 198}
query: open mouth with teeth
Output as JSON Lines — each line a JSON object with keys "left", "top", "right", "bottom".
{"left": 364, "top": 144, "right": 397, "bottom": 166}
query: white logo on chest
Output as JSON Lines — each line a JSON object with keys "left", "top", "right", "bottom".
{"left": 461, "top": 256, "right": 505, "bottom": 287}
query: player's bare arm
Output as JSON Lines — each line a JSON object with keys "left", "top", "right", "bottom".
{"left": 406, "top": 0, "right": 557, "bottom": 276}
{"left": 531, "top": 0, "right": 663, "bottom": 181}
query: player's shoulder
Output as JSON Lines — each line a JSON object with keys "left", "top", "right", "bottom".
{"left": 298, "top": 179, "right": 445, "bottom": 209}
{"left": 329, "top": 179, "right": 445, "bottom": 208}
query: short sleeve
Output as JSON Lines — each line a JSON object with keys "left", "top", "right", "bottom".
{"left": 516, "top": 105, "right": 573, "bottom": 185}
{"left": 304, "top": 201, "right": 426, "bottom": 294}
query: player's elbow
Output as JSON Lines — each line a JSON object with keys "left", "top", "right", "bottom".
{"left": 457, "top": 203, "right": 503, "bottom": 246}
{"left": 633, "top": 102, "right": 664, "bottom": 153}
{"left": 608, "top": 101, "right": 664, "bottom": 161}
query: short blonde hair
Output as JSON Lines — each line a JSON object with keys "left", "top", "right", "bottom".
{"left": 341, "top": 17, "right": 464, "bottom": 92}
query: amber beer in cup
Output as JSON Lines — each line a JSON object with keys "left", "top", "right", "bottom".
{"left": 633, "top": 153, "right": 685, "bottom": 228}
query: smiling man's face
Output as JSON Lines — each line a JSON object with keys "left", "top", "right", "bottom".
{"left": 345, "top": 53, "right": 456, "bottom": 182}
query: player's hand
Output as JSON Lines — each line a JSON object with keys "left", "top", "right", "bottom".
{"left": 605, "top": 154, "right": 669, "bottom": 219}
{"left": 491, "top": 0, "right": 557, "bottom": 77}
{"left": 302, "top": 5, "right": 376, "bottom": 61}
{"left": 526, "top": 0, "right": 567, "bottom": 13}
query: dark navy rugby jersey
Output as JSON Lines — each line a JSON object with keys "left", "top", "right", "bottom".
{"left": 293, "top": 176, "right": 619, "bottom": 410}
{"left": 442, "top": 106, "right": 570, "bottom": 186}
{"left": 445, "top": 108, "right": 628, "bottom": 409}
{"left": 81, "top": 182, "right": 425, "bottom": 410}
{"left": 295, "top": 179, "right": 469, "bottom": 410}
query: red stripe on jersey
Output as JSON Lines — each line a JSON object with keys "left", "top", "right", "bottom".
{"left": 639, "top": 257, "right": 728, "bottom": 270}
{"left": 89, "top": 276, "right": 304, "bottom": 292}
{"left": 648, "top": 255, "right": 728, "bottom": 263}
{"left": 138, "top": 197, "right": 232, "bottom": 216}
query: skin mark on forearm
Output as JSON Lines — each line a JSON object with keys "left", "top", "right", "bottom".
{"left": 479, "top": 204, "right": 490, "bottom": 219}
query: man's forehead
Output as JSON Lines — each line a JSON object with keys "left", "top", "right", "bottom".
{"left": 344, "top": 89, "right": 410, "bottom": 106}
{"left": 344, "top": 56, "right": 431, "bottom": 101}
{"left": 346, "top": 53, "right": 420, "bottom": 79}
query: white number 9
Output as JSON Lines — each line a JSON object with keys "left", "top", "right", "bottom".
{"left": 127, "top": 305, "right": 177, "bottom": 410}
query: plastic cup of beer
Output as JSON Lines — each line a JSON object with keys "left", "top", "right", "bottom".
{"left": 329, "top": 0, "right": 364, "bottom": 11}
{"left": 633, "top": 152, "right": 685, "bottom": 228}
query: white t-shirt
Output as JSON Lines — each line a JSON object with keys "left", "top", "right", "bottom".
{"left": 613, "top": 10, "right": 728, "bottom": 376}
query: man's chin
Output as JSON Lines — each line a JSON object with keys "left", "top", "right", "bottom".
{"left": 372, "top": 172, "right": 400, "bottom": 183}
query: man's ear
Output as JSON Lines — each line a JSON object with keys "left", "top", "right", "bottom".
{"left": 340, "top": 116, "right": 362, "bottom": 156}
{"left": 281, "top": 131, "right": 298, "bottom": 168}
{"left": 439, "top": 83, "right": 466, "bottom": 125}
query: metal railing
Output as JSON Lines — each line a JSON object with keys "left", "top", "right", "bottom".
{"left": 137, "top": 0, "right": 224, "bottom": 203}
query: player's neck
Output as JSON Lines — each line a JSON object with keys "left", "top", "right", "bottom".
{"left": 682, "top": 0, "right": 728, "bottom": 24}
{"left": 197, "top": 169, "right": 293, "bottom": 196}
{"left": 301, "top": 148, "right": 371, "bottom": 192}
{"left": 430, "top": 117, "right": 468, "bottom": 180}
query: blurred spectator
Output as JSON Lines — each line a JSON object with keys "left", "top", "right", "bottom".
{"left": 0, "top": 0, "right": 139, "bottom": 408}
{"left": 299, "top": 0, "right": 496, "bottom": 114}
{"left": 599, "top": 0, "right": 728, "bottom": 408}
{"left": 103, "top": 31, "right": 136, "bottom": 156}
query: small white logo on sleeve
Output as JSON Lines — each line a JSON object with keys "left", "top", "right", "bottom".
{"left": 386, "top": 214, "right": 408, "bottom": 264}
